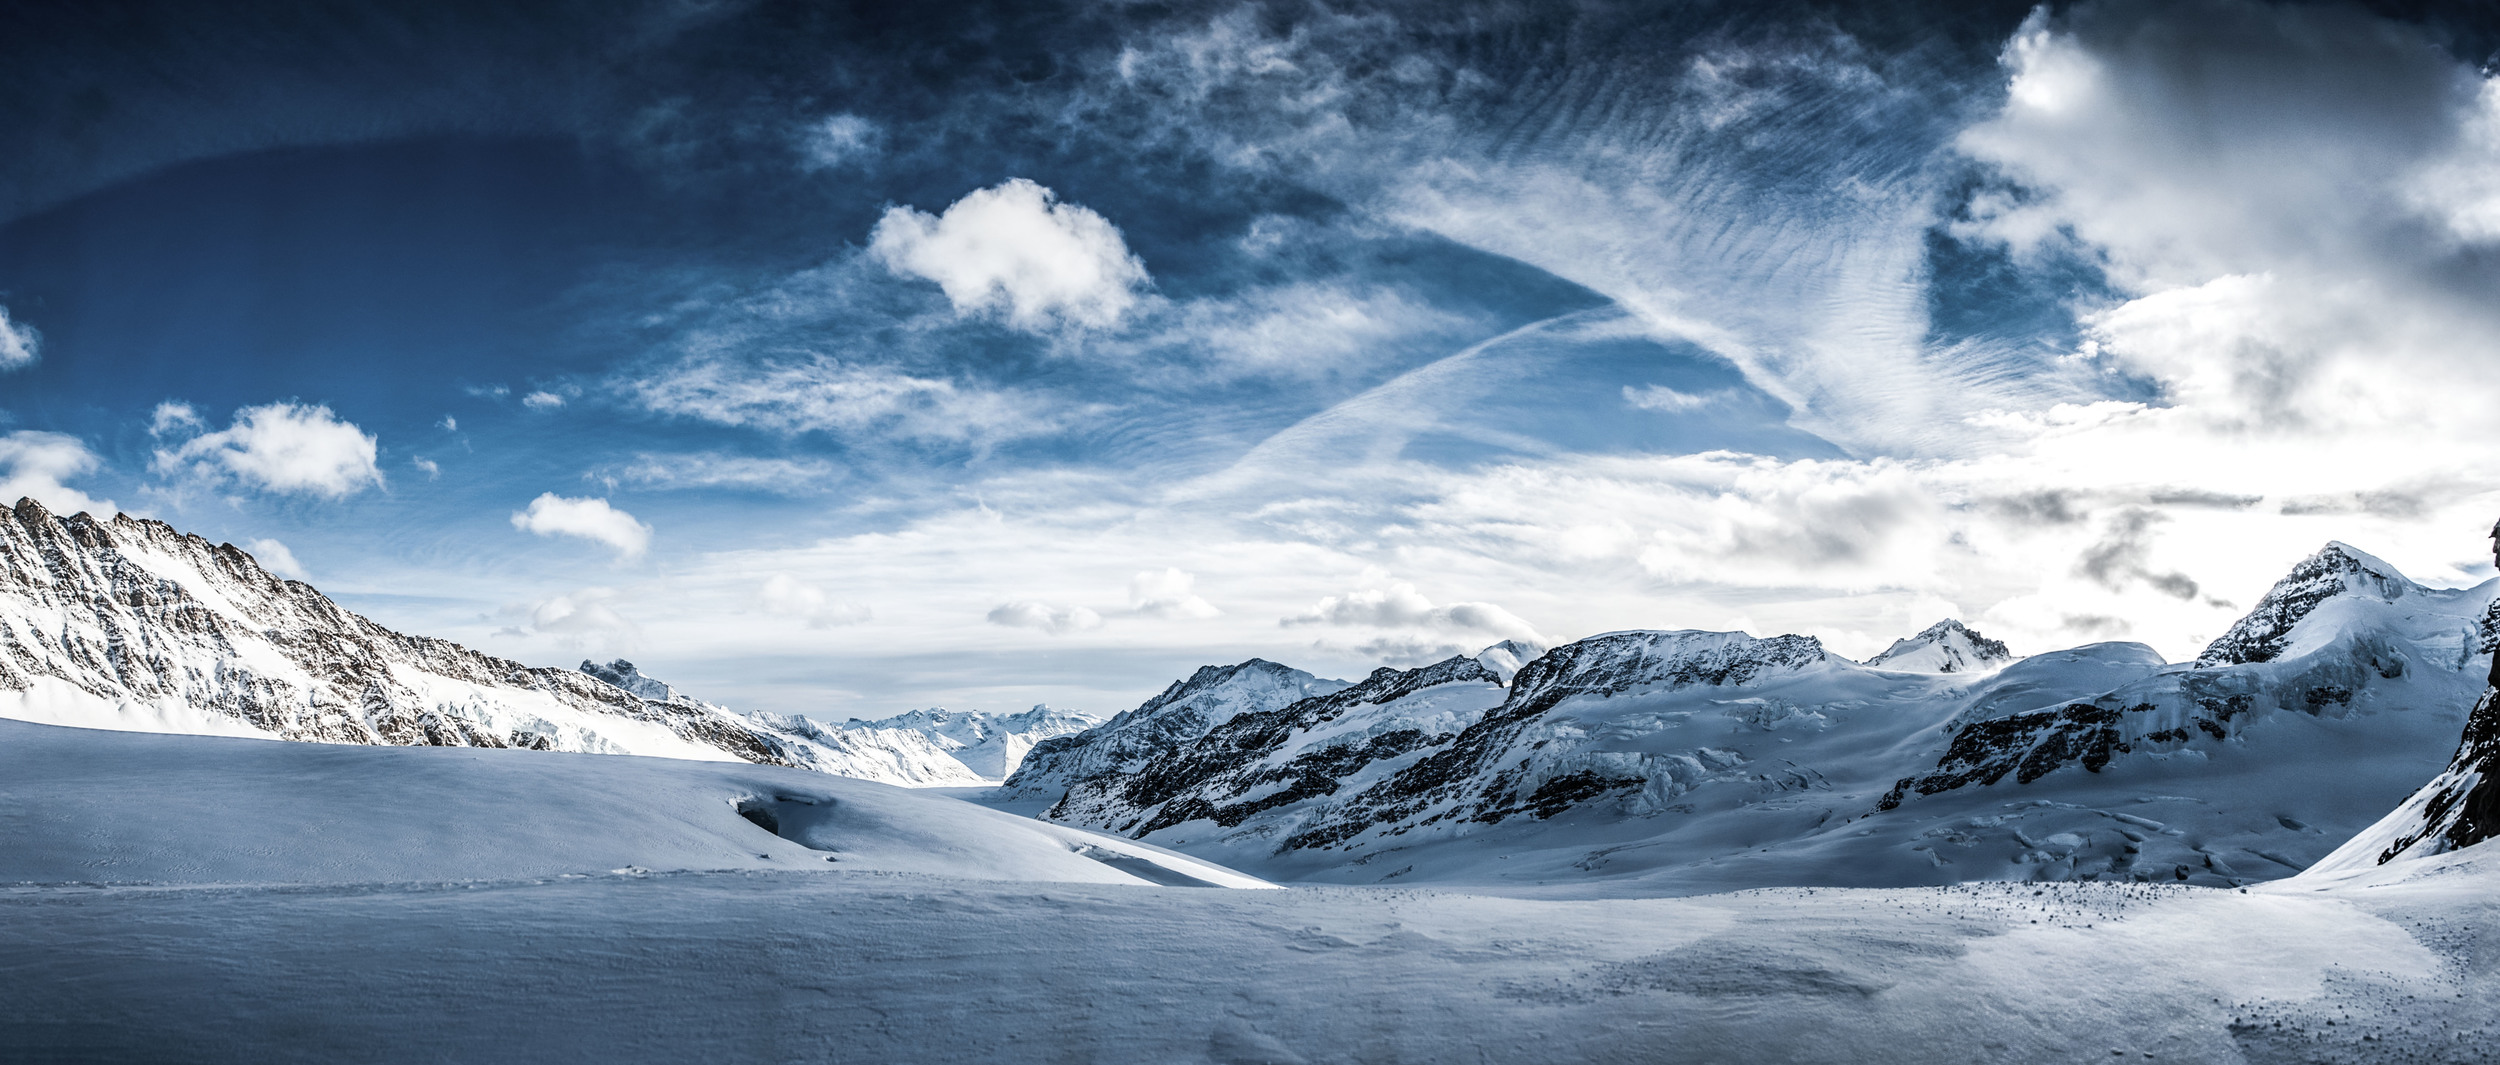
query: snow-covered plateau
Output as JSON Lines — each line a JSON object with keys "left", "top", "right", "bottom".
{"left": 4, "top": 714, "right": 2497, "bottom": 1063}
{"left": 9, "top": 500, "right": 2500, "bottom": 1060}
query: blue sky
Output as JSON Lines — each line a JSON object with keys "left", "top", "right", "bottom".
{"left": 6, "top": 0, "right": 2500, "bottom": 718}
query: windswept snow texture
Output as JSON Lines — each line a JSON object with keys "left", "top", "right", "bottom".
{"left": 4, "top": 715, "right": 2498, "bottom": 1063}
{"left": 839, "top": 705, "right": 1103, "bottom": 781}
{"left": 0, "top": 717, "right": 1267, "bottom": 889}
{"left": 1032, "top": 547, "right": 2491, "bottom": 894}
{"left": 0, "top": 498, "right": 982, "bottom": 787}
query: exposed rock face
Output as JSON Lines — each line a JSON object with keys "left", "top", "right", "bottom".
{"left": 0, "top": 497, "right": 941, "bottom": 780}
{"left": 581, "top": 659, "right": 676, "bottom": 702}
{"left": 1045, "top": 655, "right": 1505, "bottom": 837}
{"left": 1033, "top": 631, "right": 1835, "bottom": 855}
{"left": 1882, "top": 542, "right": 2475, "bottom": 813}
{"left": 2364, "top": 685, "right": 2500, "bottom": 863}
{"left": 2197, "top": 543, "right": 2407, "bottom": 667}
{"left": 1864, "top": 619, "right": 2014, "bottom": 674}
{"left": 840, "top": 705, "right": 1103, "bottom": 780}
{"left": 998, "top": 659, "right": 1349, "bottom": 800}
{"left": 1266, "top": 630, "right": 1831, "bottom": 849}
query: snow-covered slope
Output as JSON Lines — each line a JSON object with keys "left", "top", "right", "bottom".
{"left": 1031, "top": 545, "right": 2489, "bottom": 892}
{"left": 997, "top": 658, "right": 1348, "bottom": 800}
{"left": 0, "top": 498, "right": 969, "bottom": 786}
{"left": 0, "top": 716, "right": 1266, "bottom": 888}
{"left": 7, "top": 709, "right": 2496, "bottom": 1063}
{"left": 838, "top": 705, "right": 1103, "bottom": 781}
{"left": 1863, "top": 619, "right": 2015, "bottom": 673}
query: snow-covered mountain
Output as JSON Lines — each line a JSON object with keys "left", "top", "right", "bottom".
{"left": 1025, "top": 543, "right": 2490, "bottom": 891}
{"left": 0, "top": 498, "right": 979, "bottom": 787}
{"left": 839, "top": 705, "right": 1103, "bottom": 781}
{"left": 1862, "top": 618, "right": 2014, "bottom": 673}
{"left": 998, "top": 658, "right": 1349, "bottom": 800}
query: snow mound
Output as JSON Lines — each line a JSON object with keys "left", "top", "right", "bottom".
{"left": 0, "top": 716, "right": 1268, "bottom": 889}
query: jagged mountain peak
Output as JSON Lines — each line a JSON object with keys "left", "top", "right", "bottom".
{"left": 1472, "top": 639, "right": 1544, "bottom": 683}
{"left": 2197, "top": 541, "right": 2426, "bottom": 667}
{"left": 1507, "top": 629, "right": 1827, "bottom": 710}
{"left": 1864, "top": 619, "right": 2015, "bottom": 674}
{"left": 999, "top": 658, "right": 1350, "bottom": 800}
{"left": 580, "top": 659, "right": 677, "bottom": 703}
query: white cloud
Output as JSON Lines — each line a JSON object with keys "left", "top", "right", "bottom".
{"left": 413, "top": 457, "right": 440, "bottom": 479}
{"left": 437, "top": 415, "right": 458, "bottom": 431}
{"left": 151, "top": 402, "right": 384, "bottom": 498}
{"left": 0, "top": 306, "right": 40, "bottom": 371}
{"left": 625, "top": 355, "right": 1058, "bottom": 445}
{"left": 244, "top": 538, "right": 308, "bottom": 580}
{"left": 1282, "top": 578, "right": 1544, "bottom": 646}
{"left": 499, "top": 587, "right": 640, "bottom": 654}
{"left": 870, "top": 178, "right": 1149, "bottom": 331}
{"left": 986, "top": 600, "right": 1104, "bottom": 635}
{"left": 521, "top": 391, "right": 566, "bottom": 411}
{"left": 510, "top": 493, "right": 652, "bottom": 560}
{"left": 0, "top": 431, "right": 114, "bottom": 515}
{"left": 1129, "top": 567, "right": 1221, "bottom": 619}
{"left": 1622, "top": 385, "right": 1720, "bottom": 413}
{"left": 759, "top": 573, "right": 871, "bottom": 628}
{"left": 597, "top": 452, "right": 842, "bottom": 494}
{"left": 148, "top": 401, "right": 202, "bottom": 436}
{"left": 800, "top": 113, "right": 880, "bottom": 169}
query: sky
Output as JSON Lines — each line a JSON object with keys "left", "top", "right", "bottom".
{"left": 4, "top": 0, "right": 2500, "bottom": 720}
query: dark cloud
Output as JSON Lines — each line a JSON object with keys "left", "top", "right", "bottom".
{"left": 2074, "top": 506, "right": 2200, "bottom": 600}
{"left": 2146, "top": 489, "right": 2263, "bottom": 509}
{"left": 2061, "top": 613, "right": 2132, "bottom": 637}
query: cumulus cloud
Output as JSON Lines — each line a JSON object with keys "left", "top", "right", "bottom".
{"left": 510, "top": 493, "right": 652, "bottom": 560}
{"left": 413, "top": 457, "right": 441, "bottom": 479}
{"left": 244, "top": 538, "right": 308, "bottom": 580}
{"left": 0, "top": 305, "right": 39, "bottom": 371}
{"left": 870, "top": 178, "right": 1149, "bottom": 331}
{"left": 986, "top": 600, "right": 1104, "bottom": 635}
{"left": 521, "top": 391, "right": 566, "bottom": 410}
{"left": 1129, "top": 567, "right": 1221, "bottom": 619}
{"left": 1282, "top": 578, "right": 1543, "bottom": 645}
{"left": 0, "top": 431, "right": 114, "bottom": 514}
{"left": 148, "top": 401, "right": 202, "bottom": 436}
{"left": 759, "top": 573, "right": 871, "bottom": 628}
{"left": 151, "top": 402, "right": 384, "bottom": 498}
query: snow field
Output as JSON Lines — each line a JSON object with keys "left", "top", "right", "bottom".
{"left": 3, "top": 717, "right": 2496, "bottom": 1063}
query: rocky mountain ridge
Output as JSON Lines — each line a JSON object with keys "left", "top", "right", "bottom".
{"left": 1025, "top": 546, "right": 2491, "bottom": 890}
{"left": 839, "top": 704, "right": 1103, "bottom": 780}
{"left": 0, "top": 498, "right": 977, "bottom": 784}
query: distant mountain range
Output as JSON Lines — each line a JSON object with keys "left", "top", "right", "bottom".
{"left": 1006, "top": 542, "right": 2494, "bottom": 891}
{"left": 4, "top": 495, "right": 2493, "bottom": 889}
